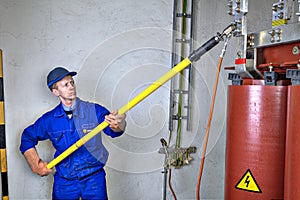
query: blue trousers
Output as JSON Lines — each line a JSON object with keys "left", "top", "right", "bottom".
{"left": 52, "top": 170, "right": 108, "bottom": 200}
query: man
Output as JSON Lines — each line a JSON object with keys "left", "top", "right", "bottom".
{"left": 20, "top": 67, "right": 126, "bottom": 200}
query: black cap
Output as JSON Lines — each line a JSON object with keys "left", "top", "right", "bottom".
{"left": 47, "top": 67, "right": 77, "bottom": 90}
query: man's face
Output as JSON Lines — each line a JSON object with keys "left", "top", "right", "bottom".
{"left": 52, "top": 75, "right": 76, "bottom": 101}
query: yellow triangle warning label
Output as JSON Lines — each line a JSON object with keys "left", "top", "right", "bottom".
{"left": 235, "top": 169, "right": 262, "bottom": 193}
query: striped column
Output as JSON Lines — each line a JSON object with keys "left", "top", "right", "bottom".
{"left": 0, "top": 50, "right": 8, "bottom": 200}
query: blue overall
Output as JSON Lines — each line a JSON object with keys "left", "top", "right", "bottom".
{"left": 20, "top": 98, "right": 124, "bottom": 199}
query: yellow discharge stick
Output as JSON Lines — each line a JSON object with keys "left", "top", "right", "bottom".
{"left": 47, "top": 58, "right": 192, "bottom": 169}
{"left": 46, "top": 24, "right": 235, "bottom": 169}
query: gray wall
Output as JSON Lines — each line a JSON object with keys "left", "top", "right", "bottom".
{"left": 0, "top": 0, "right": 275, "bottom": 199}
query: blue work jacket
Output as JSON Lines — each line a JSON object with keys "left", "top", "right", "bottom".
{"left": 20, "top": 98, "right": 123, "bottom": 180}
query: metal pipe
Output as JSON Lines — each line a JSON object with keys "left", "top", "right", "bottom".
{"left": 187, "top": 0, "right": 195, "bottom": 131}
{"left": 169, "top": 0, "right": 178, "bottom": 132}
{"left": 297, "top": 0, "right": 300, "bottom": 21}
{"left": 175, "top": 0, "right": 189, "bottom": 158}
{"left": 162, "top": 167, "right": 168, "bottom": 200}
{"left": 161, "top": 138, "right": 169, "bottom": 200}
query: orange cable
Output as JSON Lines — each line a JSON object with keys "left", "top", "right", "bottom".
{"left": 196, "top": 55, "right": 225, "bottom": 200}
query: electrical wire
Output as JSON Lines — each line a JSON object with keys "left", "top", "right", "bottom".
{"left": 196, "top": 38, "right": 229, "bottom": 200}
{"left": 168, "top": 168, "right": 177, "bottom": 200}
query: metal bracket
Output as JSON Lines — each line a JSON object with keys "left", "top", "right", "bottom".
{"left": 158, "top": 146, "right": 197, "bottom": 168}
{"left": 228, "top": 73, "right": 243, "bottom": 85}
{"left": 264, "top": 71, "right": 278, "bottom": 85}
{"left": 286, "top": 69, "right": 300, "bottom": 85}
{"left": 176, "top": 13, "right": 192, "bottom": 18}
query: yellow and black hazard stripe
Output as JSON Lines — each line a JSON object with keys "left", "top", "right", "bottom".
{"left": 0, "top": 50, "right": 9, "bottom": 200}
{"left": 272, "top": 19, "right": 288, "bottom": 27}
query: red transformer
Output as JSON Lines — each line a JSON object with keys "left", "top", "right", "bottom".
{"left": 224, "top": 22, "right": 300, "bottom": 200}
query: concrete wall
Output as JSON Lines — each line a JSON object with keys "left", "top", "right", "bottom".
{"left": 0, "top": 0, "right": 275, "bottom": 199}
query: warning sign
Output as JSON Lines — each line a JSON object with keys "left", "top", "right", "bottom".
{"left": 235, "top": 169, "right": 262, "bottom": 193}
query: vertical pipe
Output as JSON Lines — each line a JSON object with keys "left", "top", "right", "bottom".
{"left": 175, "top": 0, "right": 188, "bottom": 152}
{"left": 169, "top": 0, "right": 178, "bottom": 132}
{"left": 0, "top": 50, "right": 9, "bottom": 200}
{"left": 186, "top": 0, "right": 194, "bottom": 131}
{"left": 297, "top": 0, "right": 300, "bottom": 21}
{"left": 162, "top": 167, "right": 168, "bottom": 200}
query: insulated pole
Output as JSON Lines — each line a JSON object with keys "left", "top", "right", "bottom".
{"left": 47, "top": 24, "right": 235, "bottom": 169}
{"left": 47, "top": 58, "right": 191, "bottom": 169}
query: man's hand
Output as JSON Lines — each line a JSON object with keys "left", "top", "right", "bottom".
{"left": 23, "top": 148, "right": 52, "bottom": 177}
{"left": 105, "top": 110, "right": 126, "bottom": 132}
{"left": 36, "top": 159, "right": 53, "bottom": 177}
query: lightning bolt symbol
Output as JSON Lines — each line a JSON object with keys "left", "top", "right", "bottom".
{"left": 244, "top": 175, "right": 250, "bottom": 187}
